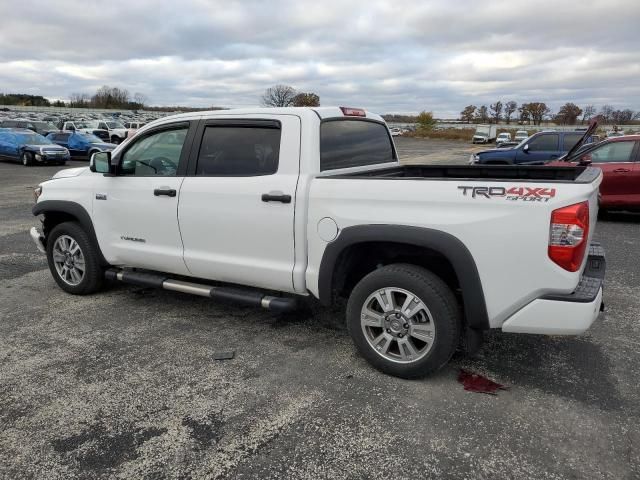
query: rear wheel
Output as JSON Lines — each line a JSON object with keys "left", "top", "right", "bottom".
{"left": 111, "top": 136, "right": 121, "bottom": 145}
{"left": 346, "top": 264, "right": 461, "bottom": 378}
{"left": 46, "top": 222, "right": 105, "bottom": 295}
{"left": 22, "top": 152, "right": 33, "bottom": 166}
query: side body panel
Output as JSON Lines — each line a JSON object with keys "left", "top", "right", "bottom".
{"left": 306, "top": 174, "right": 602, "bottom": 328}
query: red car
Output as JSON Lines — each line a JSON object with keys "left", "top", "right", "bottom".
{"left": 549, "top": 135, "right": 640, "bottom": 210}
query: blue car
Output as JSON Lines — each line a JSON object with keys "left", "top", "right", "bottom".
{"left": 470, "top": 130, "right": 599, "bottom": 165}
{"left": 0, "top": 128, "right": 70, "bottom": 166}
{"left": 46, "top": 131, "right": 116, "bottom": 160}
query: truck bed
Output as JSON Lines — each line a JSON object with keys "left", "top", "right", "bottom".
{"left": 321, "top": 164, "right": 599, "bottom": 183}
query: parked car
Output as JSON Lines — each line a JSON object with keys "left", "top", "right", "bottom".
{"left": 547, "top": 135, "right": 640, "bottom": 210}
{"left": 470, "top": 127, "right": 598, "bottom": 165}
{"left": 46, "top": 131, "right": 116, "bottom": 160}
{"left": 606, "top": 130, "right": 625, "bottom": 138}
{"left": 514, "top": 130, "right": 529, "bottom": 142}
{"left": 496, "top": 132, "right": 512, "bottom": 146}
{"left": 58, "top": 121, "right": 111, "bottom": 143}
{"left": 94, "top": 120, "right": 128, "bottom": 144}
{"left": 472, "top": 124, "right": 497, "bottom": 144}
{"left": 390, "top": 127, "right": 402, "bottom": 137}
{"left": 0, "top": 119, "right": 57, "bottom": 136}
{"left": 0, "top": 128, "right": 69, "bottom": 166}
{"left": 31, "top": 106, "right": 605, "bottom": 379}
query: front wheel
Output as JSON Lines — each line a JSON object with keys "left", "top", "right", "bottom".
{"left": 346, "top": 264, "right": 461, "bottom": 378}
{"left": 46, "top": 222, "right": 105, "bottom": 295}
{"left": 110, "top": 136, "right": 121, "bottom": 145}
{"left": 22, "top": 152, "right": 33, "bottom": 166}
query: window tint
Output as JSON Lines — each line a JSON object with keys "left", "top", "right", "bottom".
{"left": 562, "top": 133, "right": 583, "bottom": 151}
{"left": 590, "top": 141, "right": 636, "bottom": 163}
{"left": 120, "top": 127, "right": 188, "bottom": 176}
{"left": 527, "top": 134, "right": 559, "bottom": 152}
{"left": 98, "top": 122, "right": 108, "bottom": 130}
{"left": 196, "top": 126, "right": 281, "bottom": 176}
{"left": 320, "top": 120, "right": 394, "bottom": 171}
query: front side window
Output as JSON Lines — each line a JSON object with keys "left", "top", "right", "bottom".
{"left": 562, "top": 134, "right": 583, "bottom": 151}
{"left": 196, "top": 126, "right": 281, "bottom": 176}
{"left": 320, "top": 120, "right": 394, "bottom": 171}
{"left": 527, "top": 134, "right": 559, "bottom": 152}
{"left": 120, "top": 127, "right": 188, "bottom": 176}
{"left": 590, "top": 141, "right": 636, "bottom": 163}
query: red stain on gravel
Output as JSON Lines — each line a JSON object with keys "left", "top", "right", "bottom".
{"left": 458, "top": 369, "right": 508, "bottom": 395}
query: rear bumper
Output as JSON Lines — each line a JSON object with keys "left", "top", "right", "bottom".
{"left": 501, "top": 243, "right": 605, "bottom": 335}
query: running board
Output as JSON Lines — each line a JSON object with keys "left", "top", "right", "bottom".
{"left": 105, "top": 268, "right": 298, "bottom": 313}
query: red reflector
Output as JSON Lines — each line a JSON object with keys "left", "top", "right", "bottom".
{"left": 548, "top": 201, "right": 589, "bottom": 272}
{"left": 339, "top": 107, "right": 366, "bottom": 117}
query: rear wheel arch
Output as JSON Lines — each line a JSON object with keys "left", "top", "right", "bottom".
{"left": 33, "top": 200, "right": 109, "bottom": 267}
{"left": 318, "top": 225, "right": 489, "bottom": 330}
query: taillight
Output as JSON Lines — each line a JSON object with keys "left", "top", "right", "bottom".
{"left": 339, "top": 107, "right": 366, "bottom": 117}
{"left": 548, "top": 201, "right": 589, "bottom": 272}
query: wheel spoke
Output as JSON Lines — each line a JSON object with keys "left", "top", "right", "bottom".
{"left": 372, "top": 333, "right": 392, "bottom": 354}
{"left": 69, "top": 268, "right": 80, "bottom": 283}
{"left": 69, "top": 242, "right": 81, "bottom": 255}
{"left": 374, "top": 290, "right": 394, "bottom": 312}
{"left": 404, "top": 301, "right": 426, "bottom": 320}
{"left": 400, "top": 293, "right": 416, "bottom": 314}
{"left": 362, "top": 307, "right": 384, "bottom": 328}
{"left": 52, "top": 252, "right": 65, "bottom": 263}
{"left": 398, "top": 338, "right": 419, "bottom": 360}
{"left": 410, "top": 323, "right": 434, "bottom": 343}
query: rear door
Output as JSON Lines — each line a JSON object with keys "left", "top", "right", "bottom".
{"left": 589, "top": 140, "right": 639, "bottom": 207}
{"left": 516, "top": 133, "right": 559, "bottom": 163}
{"left": 178, "top": 115, "right": 300, "bottom": 292}
{"left": 92, "top": 121, "right": 196, "bottom": 274}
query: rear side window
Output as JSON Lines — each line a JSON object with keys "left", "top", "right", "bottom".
{"left": 527, "top": 133, "right": 559, "bottom": 152}
{"left": 590, "top": 141, "right": 636, "bottom": 163}
{"left": 320, "top": 120, "right": 395, "bottom": 171}
{"left": 196, "top": 126, "right": 281, "bottom": 176}
{"left": 562, "top": 133, "right": 583, "bottom": 151}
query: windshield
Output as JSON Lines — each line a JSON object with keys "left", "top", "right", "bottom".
{"left": 106, "top": 121, "right": 125, "bottom": 129}
{"left": 78, "top": 133, "right": 103, "bottom": 143}
{"left": 16, "top": 133, "right": 53, "bottom": 145}
{"left": 33, "top": 122, "right": 56, "bottom": 130}
{"left": 75, "top": 121, "right": 93, "bottom": 129}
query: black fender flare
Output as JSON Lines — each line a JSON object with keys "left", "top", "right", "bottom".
{"left": 317, "top": 225, "right": 489, "bottom": 330}
{"left": 32, "top": 200, "right": 109, "bottom": 266}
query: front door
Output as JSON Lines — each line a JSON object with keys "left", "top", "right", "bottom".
{"left": 516, "top": 133, "right": 560, "bottom": 163}
{"left": 178, "top": 116, "right": 300, "bottom": 293}
{"left": 589, "top": 140, "right": 639, "bottom": 207}
{"left": 92, "top": 122, "right": 195, "bottom": 275}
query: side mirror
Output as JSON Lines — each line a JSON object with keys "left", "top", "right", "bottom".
{"left": 578, "top": 154, "right": 592, "bottom": 166}
{"left": 523, "top": 144, "right": 529, "bottom": 153}
{"left": 90, "top": 151, "right": 112, "bottom": 174}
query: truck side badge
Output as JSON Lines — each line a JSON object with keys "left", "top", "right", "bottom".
{"left": 96, "top": 194, "right": 107, "bottom": 200}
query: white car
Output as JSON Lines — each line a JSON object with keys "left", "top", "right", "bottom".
{"left": 30, "top": 106, "right": 605, "bottom": 378}
{"left": 390, "top": 127, "right": 402, "bottom": 137}
{"left": 514, "top": 130, "right": 529, "bottom": 142}
{"left": 496, "top": 132, "right": 512, "bottom": 146}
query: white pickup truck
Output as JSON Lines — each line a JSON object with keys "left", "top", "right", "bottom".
{"left": 30, "top": 107, "right": 606, "bottom": 378}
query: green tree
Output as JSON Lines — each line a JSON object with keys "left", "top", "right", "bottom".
{"left": 504, "top": 101, "right": 518, "bottom": 124}
{"left": 292, "top": 92, "right": 320, "bottom": 107}
{"left": 416, "top": 111, "right": 437, "bottom": 131}
{"left": 460, "top": 105, "right": 476, "bottom": 123}
{"left": 490, "top": 101, "right": 503, "bottom": 123}
{"left": 555, "top": 103, "right": 583, "bottom": 125}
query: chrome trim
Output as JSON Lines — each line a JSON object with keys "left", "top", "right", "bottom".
{"left": 163, "top": 279, "right": 212, "bottom": 297}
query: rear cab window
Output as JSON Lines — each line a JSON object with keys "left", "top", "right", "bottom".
{"left": 527, "top": 133, "right": 559, "bottom": 152}
{"left": 562, "top": 133, "right": 583, "bottom": 151}
{"left": 320, "top": 120, "right": 395, "bottom": 171}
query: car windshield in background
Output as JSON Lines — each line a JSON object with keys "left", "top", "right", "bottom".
{"left": 33, "top": 122, "right": 56, "bottom": 130}
{"left": 75, "top": 122, "right": 92, "bottom": 129}
{"left": 78, "top": 133, "right": 103, "bottom": 143}
{"left": 320, "top": 120, "right": 395, "bottom": 171}
{"left": 16, "top": 133, "right": 52, "bottom": 145}
{"left": 107, "top": 122, "right": 125, "bottom": 129}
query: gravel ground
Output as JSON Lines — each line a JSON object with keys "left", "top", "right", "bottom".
{"left": 1, "top": 137, "right": 638, "bottom": 479}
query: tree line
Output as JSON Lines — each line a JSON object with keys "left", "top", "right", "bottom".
{"left": 260, "top": 84, "right": 320, "bottom": 107}
{"left": 460, "top": 102, "right": 640, "bottom": 126}
{"left": 0, "top": 87, "right": 149, "bottom": 110}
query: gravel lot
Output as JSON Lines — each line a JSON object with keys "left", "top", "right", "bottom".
{"left": 1, "top": 137, "right": 639, "bottom": 479}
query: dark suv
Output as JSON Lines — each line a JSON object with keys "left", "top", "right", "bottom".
{"left": 470, "top": 130, "right": 598, "bottom": 165}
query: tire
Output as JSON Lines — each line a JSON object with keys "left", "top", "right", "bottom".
{"left": 46, "top": 222, "right": 105, "bottom": 295}
{"left": 22, "top": 152, "right": 33, "bottom": 166}
{"left": 346, "top": 264, "right": 461, "bottom": 379}
{"left": 111, "top": 136, "right": 121, "bottom": 145}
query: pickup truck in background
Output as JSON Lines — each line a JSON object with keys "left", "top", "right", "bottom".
{"left": 470, "top": 128, "right": 598, "bottom": 165}
{"left": 30, "top": 107, "right": 606, "bottom": 378}
{"left": 472, "top": 124, "right": 497, "bottom": 144}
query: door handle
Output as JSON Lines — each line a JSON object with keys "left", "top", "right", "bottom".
{"left": 154, "top": 187, "right": 177, "bottom": 197}
{"left": 613, "top": 168, "right": 631, "bottom": 173}
{"left": 261, "top": 192, "right": 292, "bottom": 204}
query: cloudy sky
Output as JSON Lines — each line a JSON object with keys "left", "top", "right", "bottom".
{"left": 1, "top": 0, "right": 638, "bottom": 116}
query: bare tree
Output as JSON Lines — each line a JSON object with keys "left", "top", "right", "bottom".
{"left": 261, "top": 85, "right": 297, "bottom": 107}
{"left": 476, "top": 105, "right": 489, "bottom": 123}
{"left": 504, "top": 101, "right": 517, "bottom": 124}
{"left": 581, "top": 105, "right": 596, "bottom": 124}
{"left": 555, "top": 103, "right": 582, "bottom": 125}
{"left": 133, "top": 92, "right": 148, "bottom": 109}
{"left": 599, "top": 104, "right": 614, "bottom": 123}
{"left": 527, "top": 102, "right": 550, "bottom": 126}
{"left": 68, "top": 92, "right": 90, "bottom": 107}
{"left": 489, "top": 101, "right": 503, "bottom": 123}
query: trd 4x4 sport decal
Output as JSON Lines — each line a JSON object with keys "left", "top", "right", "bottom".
{"left": 458, "top": 186, "right": 556, "bottom": 202}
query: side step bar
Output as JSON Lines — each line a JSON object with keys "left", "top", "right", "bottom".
{"left": 105, "top": 268, "right": 298, "bottom": 313}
